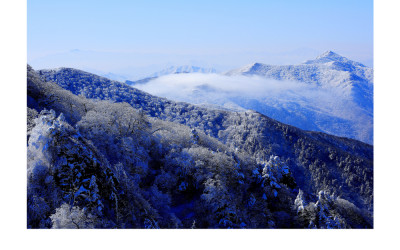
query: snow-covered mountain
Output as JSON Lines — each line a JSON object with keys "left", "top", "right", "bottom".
{"left": 226, "top": 51, "right": 373, "bottom": 111}
{"left": 149, "top": 65, "right": 217, "bottom": 78}
{"left": 29, "top": 65, "right": 373, "bottom": 228}
{"left": 227, "top": 51, "right": 372, "bottom": 81}
{"left": 132, "top": 51, "right": 373, "bottom": 144}
{"left": 223, "top": 51, "right": 373, "bottom": 144}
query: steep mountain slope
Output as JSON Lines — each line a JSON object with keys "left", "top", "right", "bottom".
{"left": 36, "top": 66, "right": 373, "bottom": 215}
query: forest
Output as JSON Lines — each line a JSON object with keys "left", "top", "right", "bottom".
{"left": 27, "top": 65, "right": 373, "bottom": 228}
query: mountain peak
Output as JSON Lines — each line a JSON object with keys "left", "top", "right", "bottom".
{"left": 224, "top": 62, "right": 265, "bottom": 76}
{"left": 247, "top": 62, "right": 264, "bottom": 69}
{"left": 303, "top": 50, "right": 364, "bottom": 67}
{"left": 317, "top": 50, "right": 340, "bottom": 59}
{"left": 251, "top": 62, "right": 264, "bottom": 67}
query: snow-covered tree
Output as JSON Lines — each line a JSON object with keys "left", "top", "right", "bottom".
{"left": 50, "top": 203, "right": 97, "bottom": 229}
{"left": 27, "top": 110, "right": 67, "bottom": 228}
{"left": 294, "top": 189, "right": 306, "bottom": 213}
{"left": 256, "top": 155, "right": 294, "bottom": 200}
{"left": 27, "top": 110, "right": 62, "bottom": 179}
{"left": 201, "top": 177, "right": 239, "bottom": 228}
{"left": 296, "top": 190, "right": 347, "bottom": 229}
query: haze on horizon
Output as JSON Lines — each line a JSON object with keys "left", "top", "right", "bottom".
{"left": 28, "top": 0, "right": 373, "bottom": 79}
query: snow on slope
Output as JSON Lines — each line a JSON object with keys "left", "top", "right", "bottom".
{"left": 135, "top": 51, "right": 373, "bottom": 144}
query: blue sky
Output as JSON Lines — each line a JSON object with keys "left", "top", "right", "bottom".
{"left": 28, "top": 0, "right": 373, "bottom": 77}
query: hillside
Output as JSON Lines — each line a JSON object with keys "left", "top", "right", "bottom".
{"left": 29, "top": 65, "right": 373, "bottom": 228}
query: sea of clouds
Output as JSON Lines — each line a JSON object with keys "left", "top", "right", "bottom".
{"left": 135, "top": 73, "right": 360, "bottom": 117}
{"left": 134, "top": 73, "right": 373, "bottom": 143}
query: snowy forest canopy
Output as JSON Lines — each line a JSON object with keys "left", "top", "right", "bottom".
{"left": 27, "top": 65, "right": 373, "bottom": 228}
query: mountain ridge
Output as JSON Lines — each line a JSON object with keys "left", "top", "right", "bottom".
{"left": 226, "top": 51, "right": 373, "bottom": 88}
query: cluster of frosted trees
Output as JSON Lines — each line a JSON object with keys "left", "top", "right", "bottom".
{"left": 27, "top": 106, "right": 302, "bottom": 228}
{"left": 27, "top": 65, "right": 373, "bottom": 228}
